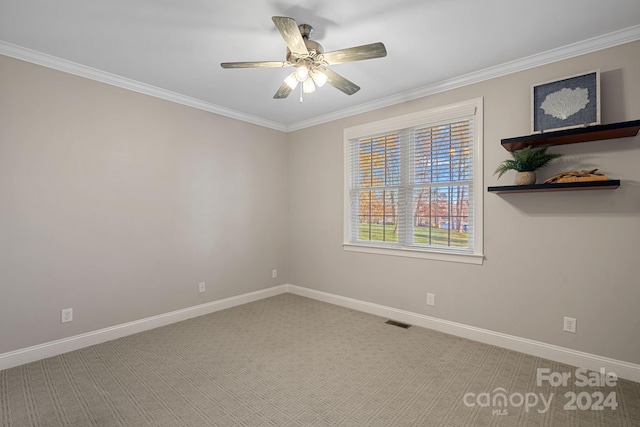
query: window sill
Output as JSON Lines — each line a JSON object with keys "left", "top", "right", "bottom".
{"left": 342, "top": 243, "right": 484, "bottom": 265}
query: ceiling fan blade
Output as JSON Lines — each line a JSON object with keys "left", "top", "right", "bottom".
{"left": 272, "top": 16, "right": 308, "bottom": 55}
{"left": 274, "top": 72, "right": 297, "bottom": 99}
{"left": 322, "top": 42, "right": 387, "bottom": 65}
{"left": 221, "top": 61, "right": 287, "bottom": 69}
{"left": 322, "top": 68, "right": 360, "bottom": 95}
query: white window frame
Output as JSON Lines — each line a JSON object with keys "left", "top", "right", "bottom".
{"left": 343, "top": 97, "right": 484, "bottom": 265}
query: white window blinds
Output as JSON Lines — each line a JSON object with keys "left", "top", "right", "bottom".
{"left": 344, "top": 98, "right": 483, "bottom": 263}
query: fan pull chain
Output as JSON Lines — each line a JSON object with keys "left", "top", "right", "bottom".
{"left": 299, "top": 83, "right": 303, "bottom": 103}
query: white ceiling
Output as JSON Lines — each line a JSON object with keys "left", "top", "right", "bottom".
{"left": 1, "top": 0, "right": 640, "bottom": 131}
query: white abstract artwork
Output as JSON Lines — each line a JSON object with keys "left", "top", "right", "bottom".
{"left": 540, "top": 88, "right": 590, "bottom": 120}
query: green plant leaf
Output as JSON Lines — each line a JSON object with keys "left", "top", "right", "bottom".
{"left": 494, "top": 145, "right": 562, "bottom": 179}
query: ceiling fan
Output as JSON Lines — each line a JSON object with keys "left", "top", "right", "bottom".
{"left": 221, "top": 16, "right": 387, "bottom": 100}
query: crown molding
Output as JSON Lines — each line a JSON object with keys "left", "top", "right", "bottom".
{"left": 0, "top": 41, "right": 288, "bottom": 132}
{"left": 2, "top": 24, "right": 639, "bottom": 133}
{"left": 286, "top": 24, "right": 640, "bottom": 132}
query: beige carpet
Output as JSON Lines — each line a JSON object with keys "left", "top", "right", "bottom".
{"left": 1, "top": 293, "right": 639, "bottom": 426}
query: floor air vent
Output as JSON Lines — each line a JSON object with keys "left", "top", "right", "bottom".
{"left": 385, "top": 320, "right": 411, "bottom": 329}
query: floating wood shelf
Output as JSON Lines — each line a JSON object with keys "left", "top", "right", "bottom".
{"left": 501, "top": 120, "right": 640, "bottom": 151}
{"left": 487, "top": 180, "right": 620, "bottom": 194}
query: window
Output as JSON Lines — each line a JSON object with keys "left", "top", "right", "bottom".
{"left": 344, "top": 98, "right": 483, "bottom": 264}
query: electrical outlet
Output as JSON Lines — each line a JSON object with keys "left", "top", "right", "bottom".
{"left": 272, "top": 269, "right": 278, "bottom": 279}
{"left": 199, "top": 282, "right": 206, "bottom": 293}
{"left": 563, "top": 316, "right": 577, "bottom": 333}
{"left": 426, "top": 293, "right": 435, "bottom": 306}
{"left": 61, "top": 308, "right": 73, "bottom": 323}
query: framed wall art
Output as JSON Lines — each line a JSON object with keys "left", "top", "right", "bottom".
{"left": 531, "top": 70, "right": 600, "bottom": 133}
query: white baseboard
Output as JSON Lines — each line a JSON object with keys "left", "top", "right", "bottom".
{"left": 3, "top": 283, "right": 639, "bottom": 383}
{"left": 286, "top": 284, "right": 640, "bottom": 383}
{"left": 0, "top": 285, "right": 288, "bottom": 371}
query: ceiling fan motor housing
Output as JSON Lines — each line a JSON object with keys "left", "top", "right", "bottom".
{"left": 298, "top": 24, "right": 313, "bottom": 39}
{"left": 286, "top": 24, "right": 324, "bottom": 63}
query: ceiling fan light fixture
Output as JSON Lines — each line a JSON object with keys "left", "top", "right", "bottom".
{"left": 294, "top": 66, "right": 309, "bottom": 82}
{"left": 284, "top": 73, "right": 299, "bottom": 90}
{"left": 311, "top": 70, "right": 328, "bottom": 87}
{"left": 303, "top": 78, "right": 316, "bottom": 94}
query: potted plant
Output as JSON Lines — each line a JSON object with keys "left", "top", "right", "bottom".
{"left": 494, "top": 145, "right": 563, "bottom": 185}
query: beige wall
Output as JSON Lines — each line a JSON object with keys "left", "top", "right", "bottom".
{"left": 288, "top": 41, "right": 640, "bottom": 365}
{"left": 0, "top": 55, "right": 289, "bottom": 353}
